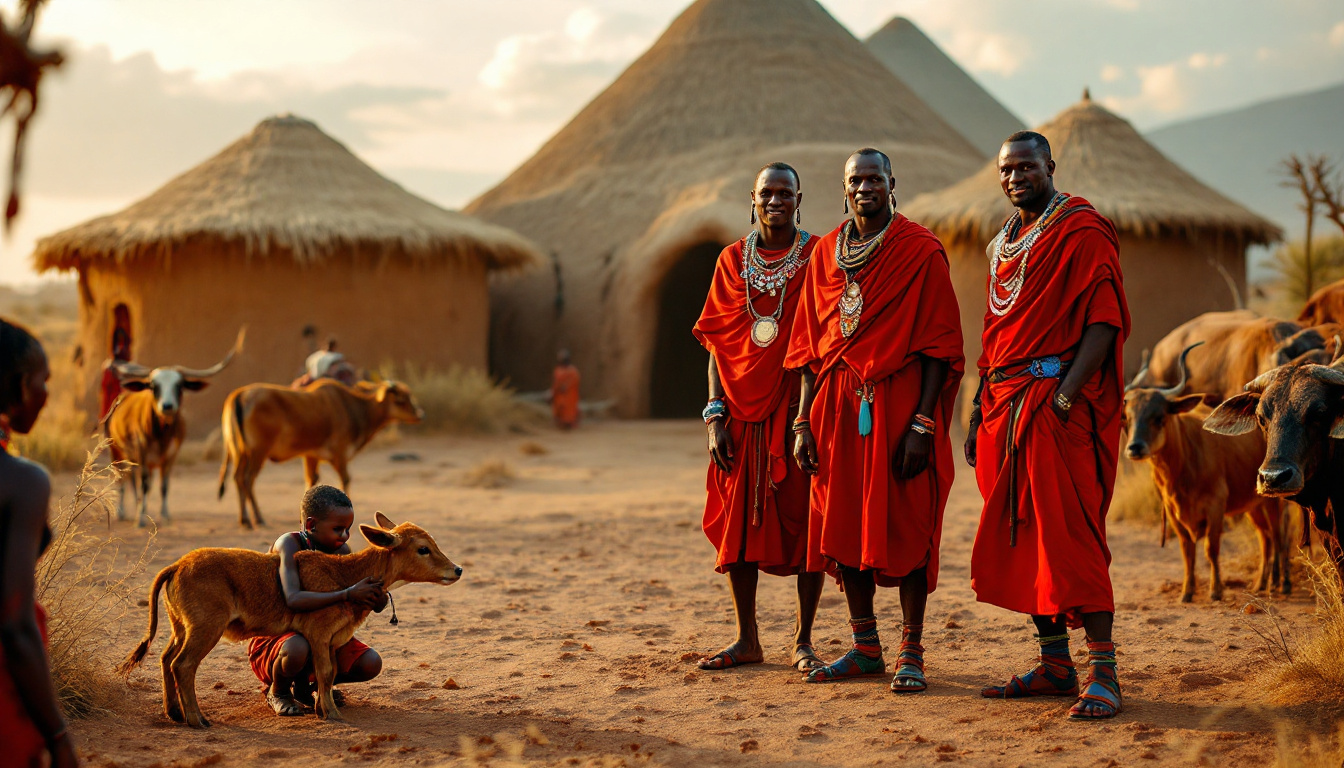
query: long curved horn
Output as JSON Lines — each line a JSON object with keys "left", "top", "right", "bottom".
{"left": 175, "top": 327, "right": 247, "bottom": 379}
{"left": 111, "top": 361, "right": 152, "bottom": 380}
{"left": 1158, "top": 341, "right": 1204, "bottom": 398}
{"left": 1124, "top": 348, "right": 1152, "bottom": 392}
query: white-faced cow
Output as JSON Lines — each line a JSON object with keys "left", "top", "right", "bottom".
{"left": 106, "top": 330, "right": 245, "bottom": 526}
{"left": 1204, "top": 352, "right": 1344, "bottom": 576}
{"left": 1123, "top": 343, "right": 1289, "bottom": 602}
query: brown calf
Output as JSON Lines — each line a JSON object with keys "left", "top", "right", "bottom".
{"left": 118, "top": 513, "right": 460, "bottom": 727}
{"left": 217, "top": 380, "right": 423, "bottom": 527}
{"left": 1123, "top": 345, "right": 1288, "bottom": 602}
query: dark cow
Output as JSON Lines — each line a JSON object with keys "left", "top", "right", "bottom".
{"left": 1204, "top": 354, "right": 1344, "bottom": 574}
{"left": 1123, "top": 344, "right": 1289, "bottom": 601}
{"left": 106, "top": 330, "right": 245, "bottom": 526}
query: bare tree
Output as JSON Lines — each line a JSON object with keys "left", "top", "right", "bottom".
{"left": 1309, "top": 158, "right": 1344, "bottom": 238}
{"left": 0, "top": 0, "right": 62, "bottom": 230}
{"left": 1281, "top": 155, "right": 1323, "bottom": 298}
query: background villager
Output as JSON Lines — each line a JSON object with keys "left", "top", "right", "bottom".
{"left": 550, "top": 350, "right": 581, "bottom": 430}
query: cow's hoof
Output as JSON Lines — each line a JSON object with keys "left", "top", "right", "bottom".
{"left": 1180, "top": 593, "right": 1194, "bottom": 604}
{"left": 239, "top": 520, "right": 254, "bottom": 530}
{"left": 166, "top": 707, "right": 185, "bottom": 723}
{"left": 1210, "top": 591, "right": 1224, "bottom": 602}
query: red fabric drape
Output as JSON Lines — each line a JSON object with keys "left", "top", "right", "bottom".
{"left": 694, "top": 236, "right": 818, "bottom": 574}
{"left": 0, "top": 603, "right": 48, "bottom": 767}
{"left": 970, "top": 197, "right": 1131, "bottom": 622}
{"left": 784, "top": 216, "right": 964, "bottom": 589}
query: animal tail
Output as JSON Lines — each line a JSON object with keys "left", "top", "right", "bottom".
{"left": 217, "top": 392, "right": 246, "bottom": 500}
{"left": 117, "top": 562, "right": 177, "bottom": 675}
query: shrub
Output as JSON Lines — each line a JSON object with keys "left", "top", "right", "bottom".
{"left": 1258, "top": 554, "right": 1344, "bottom": 705}
{"left": 377, "top": 363, "right": 545, "bottom": 434}
{"left": 1109, "top": 460, "right": 1162, "bottom": 527}
{"left": 460, "top": 458, "right": 515, "bottom": 489}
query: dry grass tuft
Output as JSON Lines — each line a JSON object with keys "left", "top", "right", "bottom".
{"left": 36, "top": 440, "right": 157, "bottom": 717}
{"left": 1276, "top": 723, "right": 1344, "bottom": 768}
{"left": 1109, "top": 460, "right": 1163, "bottom": 526}
{"left": 378, "top": 363, "right": 545, "bottom": 434}
{"left": 460, "top": 458, "right": 515, "bottom": 489}
{"left": 1255, "top": 554, "right": 1344, "bottom": 705}
{"left": 10, "top": 352, "right": 95, "bottom": 472}
{"left": 519, "top": 440, "right": 549, "bottom": 456}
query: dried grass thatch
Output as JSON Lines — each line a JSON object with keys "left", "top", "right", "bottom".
{"left": 903, "top": 93, "right": 1283, "bottom": 248}
{"left": 468, "top": 0, "right": 984, "bottom": 413}
{"left": 865, "top": 17, "right": 1025, "bottom": 158}
{"left": 33, "top": 115, "right": 540, "bottom": 273}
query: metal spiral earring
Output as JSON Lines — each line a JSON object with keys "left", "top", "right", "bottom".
{"left": 750, "top": 205, "right": 756, "bottom": 225}
{"left": 796, "top": 208, "right": 801, "bottom": 225}
{"left": 889, "top": 191, "right": 898, "bottom": 214}
{"left": 843, "top": 196, "right": 848, "bottom": 214}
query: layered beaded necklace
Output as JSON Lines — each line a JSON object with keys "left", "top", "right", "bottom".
{"left": 741, "top": 229, "right": 810, "bottom": 347}
{"left": 834, "top": 216, "right": 893, "bottom": 338}
{"left": 987, "top": 192, "right": 1069, "bottom": 317}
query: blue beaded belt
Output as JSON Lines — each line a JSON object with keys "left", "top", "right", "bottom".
{"left": 988, "top": 355, "right": 1071, "bottom": 384}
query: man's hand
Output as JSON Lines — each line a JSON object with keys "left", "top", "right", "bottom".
{"left": 793, "top": 428, "right": 819, "bottom": 475}
{"left": 707, "top": 420, "right": 734, "bottom": 472}
{"left": 1050, "top": 389, "right": 1071, "bottom": 422}
{"left": 894, "top": 429, "right": 933, "bottom": 479}
{"left": 964, "top": 409, "right": 981, "bottom": 467}
{"left": 48, "top": 734, "right": 78, "bottom": 768}
{"left": 345, "top": 577, "right": 386, "bottom": 609}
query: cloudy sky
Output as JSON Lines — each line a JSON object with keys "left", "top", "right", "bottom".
{"left": 0, "top": 0, "right": 1341, "bottom": 284}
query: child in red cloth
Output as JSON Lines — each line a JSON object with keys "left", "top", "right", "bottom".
{"left": 247, "top": 485, "right": 387, "bottom": 716}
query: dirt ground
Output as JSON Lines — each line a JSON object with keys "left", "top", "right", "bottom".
{"left": 58, "top": 419, "right": 1340, "bottom": 768}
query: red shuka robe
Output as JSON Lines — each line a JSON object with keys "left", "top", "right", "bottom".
{"left": 784, "top": 215, "right": 964, "bottom": 589}
{"left": 970, "top": 196, "right": 1131, "bottom": 621}
{"left": 694, "top": 235, "right": 819, "bottom": 576}
{"left": 551, "top": 365, "right": 581, "bottom": 429}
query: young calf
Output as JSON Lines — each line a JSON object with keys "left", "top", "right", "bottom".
{"left": 118, "top": 513, "right": 461, "bottom": 727}
{"left": 1123, "top": 345, "right": 1288, "bottom": 602}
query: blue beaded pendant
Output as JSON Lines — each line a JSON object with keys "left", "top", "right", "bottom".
{"left": 858, "top": 398, "right": 873, "bottom": 437}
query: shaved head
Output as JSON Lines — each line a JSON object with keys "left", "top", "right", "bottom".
{"left": 848, "top": 147, "right": 891, "bottom": 177}
{"left": 1003, "top": 130, "right": 1051, "bottom": 160}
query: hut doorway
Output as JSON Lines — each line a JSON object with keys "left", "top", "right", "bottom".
{"left": 650, "top": 241, "right": 722, "bottom": 418}
{"left": 111, "top": 303, "right": 132, "bottom": 361}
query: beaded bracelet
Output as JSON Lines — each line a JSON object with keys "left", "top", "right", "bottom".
{"left": 791, "top": 418, "right": 811, "bottom": 433}
{"left": 910, "top": 414, "right": 935, "bottom": 435}
{"left": 703, "top": 398, "right": 728, "bottom": 425}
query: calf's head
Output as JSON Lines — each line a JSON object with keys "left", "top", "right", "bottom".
{"left": 1122, "top": 342, "right": 1205, "bottom": 460}
{"left": 114, "top": 328, "right": 245, "bottom": 421}
{"left": 1204, "top": 357, "right": 1344, "bottom": 496}
{"left": 374, "top": 381, "right": 424, "bottom": 425}
{"left": 360, "top": 511, "right": 462, "bottom": 589}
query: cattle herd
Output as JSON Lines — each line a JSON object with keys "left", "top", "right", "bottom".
{"left": 103, "top": 329, "right": 425, "bottom": 529}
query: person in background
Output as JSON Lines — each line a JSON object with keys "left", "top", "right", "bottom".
{"left": 550, "top": 349, "right": 581, "bottom": 429}
{"left": 98, "top": 326, "right": 131, "bottom": 422}
{"left": 0, "top": 318, "right": 80, "bottom": 768}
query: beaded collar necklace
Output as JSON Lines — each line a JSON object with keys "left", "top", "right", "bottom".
{"left": 742, "top": 229, "right": 811, "bottom": 347}
{"left": 834, "top": 216, "right": 894, "bottom": 338}
{"left": 987, "top": 192, "right": 1069, "bottom": 317}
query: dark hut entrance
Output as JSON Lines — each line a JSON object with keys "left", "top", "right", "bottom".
{"left": 650, "top": 241, "right": 722, "bottom": 418}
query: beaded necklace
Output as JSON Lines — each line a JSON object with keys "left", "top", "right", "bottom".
{"left": 987, "top": 192, "right": 1069, "bottom": 317}
{"left": 741, "top": 230, "right": 810, "bottom": 347}
{"left": 834, "top": 216, "right": 894, "bottom": 338}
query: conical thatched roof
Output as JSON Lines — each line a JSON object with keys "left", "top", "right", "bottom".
{"left": 468, "top": 0, "right": 983, "bottom": 412}
{"left": 865, "top": 17, "right": 1024, "bottom": 157}
{"left": 34, "top": 115, "right": 540, "bottom": 272}
{"left": 904, "top": 93, "right": 1283, "bottom": 247}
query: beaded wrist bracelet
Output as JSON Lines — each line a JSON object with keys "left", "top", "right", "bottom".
{"left": 791, "top": 418, "right": 811, "bottom": 433}
{"left": 910, "top": 414, "right": 935, "bottom": 435}
{"left": 703, "top": 398, "right": 728, "bottom": 425}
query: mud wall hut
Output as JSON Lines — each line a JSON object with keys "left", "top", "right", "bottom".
{"left": 466, "top": 0, "right": 984, "bottom": 418}
{"left": 903, "top": 92, "right": 1282, "bottom": 406}
{"left": 34, "top": 115, "right": 539, "bottom": 435}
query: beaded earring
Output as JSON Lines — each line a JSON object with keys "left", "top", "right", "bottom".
{"left": 843, "top": 196, "right": 849, "bottom": 214}
{"left": 889, "top": 192, "right": 898, "bottom": 213}
{"left": 750, "top": 205, "right": 756, "bottom": 225}
{"left": 796, "top": 208, "right": 801, "bottom": 225}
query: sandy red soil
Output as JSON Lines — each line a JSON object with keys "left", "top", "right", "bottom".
{"left": 57, "top": 420, "right": 1338, "bottom": 767}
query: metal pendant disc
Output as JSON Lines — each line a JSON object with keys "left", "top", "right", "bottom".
{"left": 751, "top": 317, "right": 779, "bottom": 347}
{"left": 846, "top": 283, "right": 861, "bottom": 298}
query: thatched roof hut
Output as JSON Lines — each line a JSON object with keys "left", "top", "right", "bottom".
{"left": 903, "top": 92, "right": 1282, "bottom": 402}
{"left": 865, "top": 17, "right": 1025, "bottom": 157}
{"left": 35, "top": 115, "right": 540, "bottom": 433}
{"left": 467, "top": 0, "right": 983, "bottom": 417}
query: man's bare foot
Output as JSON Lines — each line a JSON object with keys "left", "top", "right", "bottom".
{"left": 792, "top": 643, "right": 823, "bottom": 672}
{"left": 265, "top": 687, "right": 306, "bottom": 717}
{"left": 697, "top": 641, "right": 764, "bottom": 670}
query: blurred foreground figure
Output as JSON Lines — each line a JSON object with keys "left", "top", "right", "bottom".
{"left": 550, "top": 350, "right": 580, "bottom": 429}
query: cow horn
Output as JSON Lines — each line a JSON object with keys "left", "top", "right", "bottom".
{"left": 1244, "top": 369, "right": 1276, "bottom": 394}
{"left": 1308, "top": 364, "right": 1344, "bottom": 387}
{"left": 175, "top": 327, "right": 246, "bottom": 379}
{"left": 111, "top": 361, "right": 152, "bottom": 381}
{"left": 1158, "top": 342, "right": 1203, "bottom": 398}
{"left": 1124, "top": 349, "right": 1152, "bottom": 392}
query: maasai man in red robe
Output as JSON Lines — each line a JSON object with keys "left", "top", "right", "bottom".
{"left": 966, "top": 131, "right": 1131, "bottom": 720}
{"left": 693, "top": 163, "right": 826, "bottom": 673}
{"left": 785, "top": 149, "right": 963, "bottom": 692}
{"left": 550, "top": 350, "right": 581, "bottom": 430}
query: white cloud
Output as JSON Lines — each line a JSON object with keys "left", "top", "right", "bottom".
{"left": 1100, "top": 64, "right": 1125, "bottom": 82}
{"left": 1187, "top": 52, "right": 1228, "bottom": 69}
{"left": 945, "top": 32, "right": 1023, "bottom": 77}
{"left": 1330, "top": 21, "right": 1344, "bottom": 49}
{"left": 1101, "top": 61, "right": 1188, "bottom": 116}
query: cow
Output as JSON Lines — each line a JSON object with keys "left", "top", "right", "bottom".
{"left": 217, "top": 379, "right": 423, "bottom": 528}
{"left": 1136, "top": 310, "right": 1325, "bottom": 402}
{"left": 1298, "top": 278, "right": 1344, "bottom": 326}
{"left": 117, "top": 513, "right": 461, "bottom": 727}
{"left": 1123, "top": 343, "right": 1289, "bottom": 602}
{"left": 105, "top": 329, "right": 245, "bottom": 527}
{"left": 1204, "top": 353, "right": 1344, "bottom": 577}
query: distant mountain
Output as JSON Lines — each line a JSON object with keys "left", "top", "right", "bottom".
{"left": 1147, "top": 81, "right": 1344, "bottom": 267}
{"left": 865, "top": 17, "right": 1024, "bottom": 158}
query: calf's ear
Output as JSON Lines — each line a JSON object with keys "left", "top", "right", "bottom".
{"left": 360, "top": 524, "right": 401, "bottom": 548}
{"left": 183, "top": 379, "right": 209, "bottom": 391}
{"left": 1203, "top": 392, "right": 1260, "bottom": 436}
{"left": 1168, "top": 394, "right": 1206, "bottom": 415}
{"left": 1331, "top": 416, "right": 1344, "bottom": 440}
{"left": 374, "top": 511, "right": 396, "bottom": 529}
{"left": 122, "top": 380, "right": 151, "bottom": 392}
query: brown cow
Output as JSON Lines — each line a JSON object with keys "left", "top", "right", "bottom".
{"left": 1123, "top": 345, "right": 1288, "bottom": 602}
{"left": 1297, "top": 278, "right": 1344, "bottom": 326}
{"left": 117, "top": 513, "right": 461, "bottom": 727}
{"left": 106, "top": 330, "right": 244, "bottom": 526}
{"left": 217, "top": 380, "right": 423, "bottom": 528}
{"left": 1136, "top": 311, "right": 1323, "bottom": 402}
